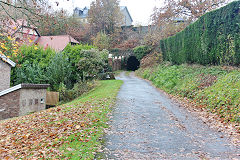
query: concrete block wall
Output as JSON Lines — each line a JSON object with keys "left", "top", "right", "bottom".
{"left": 0, "top": 60, "right": 11, "bottom": 92}
{"left": 19, "top": 89, "right": 46, "bottom": 116}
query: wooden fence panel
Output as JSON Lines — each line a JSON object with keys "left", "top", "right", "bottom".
{"left": 46, "top": 91, "right": 59, "bottom": 106}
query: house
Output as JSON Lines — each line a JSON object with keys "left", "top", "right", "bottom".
{"left": 35, "top": 35, "right": 79, "bottom": 52}
{"left": 9, "top": 19, "right": 40, "bottom": 44}
{"left": 0, "top": 54, "right": 50, "bottom": 120}
{"left": 73, "top": 6, "right": 133, "bottom": 26}
{"left": 173, "top": 17, "right": 185, "bottom": 24}
{"left": 9, "top": 19, "right": 79, "bottom": 51}
{"left": 73, "top": 7, "right": 90, "bottom": 23}
{"left": 120, "top": 6, "right": 133, "bottom": 26}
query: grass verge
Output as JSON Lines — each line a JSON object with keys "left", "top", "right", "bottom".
{"left": 0, "top": 80, "right": 123, "bottom": 159}
{"left": 136, "top": 63, "right": 240, "bottom": 124}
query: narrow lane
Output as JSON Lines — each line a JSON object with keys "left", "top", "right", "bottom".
{"left": 102, "top": 72, "right": 240, "bottom": 159}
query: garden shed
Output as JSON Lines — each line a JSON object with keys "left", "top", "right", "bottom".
{"left": 0, "top": 84, "right": 50, "bottom": 120}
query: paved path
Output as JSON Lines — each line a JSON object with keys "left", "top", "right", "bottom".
{"left": 100, "top": 72, "right": 240, "bottom": 159}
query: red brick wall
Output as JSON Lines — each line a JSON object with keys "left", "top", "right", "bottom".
{"left": 0, "top": 90, "right": 20, "bottom": 120}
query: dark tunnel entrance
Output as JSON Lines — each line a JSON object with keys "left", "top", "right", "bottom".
{"left": 127, "top": 56, "right": 140, "bottom": 71}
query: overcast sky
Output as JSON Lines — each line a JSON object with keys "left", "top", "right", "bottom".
{"left": 53, "top": 0, "right": 164, "bottom": 25}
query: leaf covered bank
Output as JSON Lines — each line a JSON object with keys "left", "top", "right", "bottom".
{"left": 136, "top": 64, "right": 240, "bottom": 124}
{"left": 0, "top": 80, "right": 123, "bottom": 159}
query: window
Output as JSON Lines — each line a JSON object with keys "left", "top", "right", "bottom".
{"left": 29, "top": 99, "right": 33, "bottom": 105}
{"left": 35, "top": 99, "right": 39, "bottom": 105}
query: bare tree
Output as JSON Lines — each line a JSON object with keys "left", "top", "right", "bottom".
{"left": 0, "top": 0, "right": 46, "bottom": 25}
{"left": 149, "top": 0, "right": 230, "bottom": 45}
{"left": 152, "top": 0, "right": 229, "bottom": 26}
{"left": 88, "top": 0, "right": 123, "bottom": 35}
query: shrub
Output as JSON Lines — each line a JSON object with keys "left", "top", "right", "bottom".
{"left": 133, "top": 45, "right": 152, "bottom": 61}
{"left": 46, "top": 53, "right": 74, "bottom": 90}
{"left": 93, "top": 32, "right": 111, "bottom": 50}
{"left": 11, "top": 45, "right": 56, "bottom": 86}
{"left": 59, "top": 81, "right": 96, "bottom": 102}
{"left": 62, "top": 44, "right": 96, "bottom": 84}
{"left": 77, "top": 49, "right": 109, "bottom": 81}
{"left": 62, "top": 44, "right": 95, "bottom": 64}
{"left": 11, "top": 44, "right": 109, "bottom": 98}
{"left": 13, "top": 62, "right": 48, "bottom": 85}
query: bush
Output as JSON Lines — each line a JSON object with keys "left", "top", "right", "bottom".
{"left": 77, "top": 49, "right": 109, "bottom": 81}
{"left": 93, "top": 32, "right": 111, "bottom": 50}
{"left": 11, "top": 44, "right": 109, "bottom": 100}
{"left": 13, "top": 62, "right": 48, "bottom": 85}
{"left": 62, "top": 44, "right": 95, "bottom": 64}
{"left": 160, "top": 1, "right": 240, "bottom": 65}
{"left": 11, "top": 45, "right": 56, "bottom": 86}
{"left": 133, "top": 45, "right": 152, "bottom": 61}
{"left": 46, "top": 53, "right": 74, "bottom": 90}
{"left": 59, "top": 81, "right": 96, "bottom": 102}
{"left": 62, "top": 44, "right": 96, "bottom": 84}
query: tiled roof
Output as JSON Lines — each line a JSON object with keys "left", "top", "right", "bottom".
{"left": 35, "top": 35, "right": 79, "bottom": 52}
{"left": 0, "top": 54, "right": 16, "bottom": 67}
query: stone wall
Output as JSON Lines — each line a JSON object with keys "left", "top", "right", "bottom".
{"left": 0, "top": 60, "right": 11, "bottom": 92}
{"left": 19, "top": 89, "right": 47, "bottom": 116}
{"left": 0, "top": 90, "right": 20, "bottom": 120}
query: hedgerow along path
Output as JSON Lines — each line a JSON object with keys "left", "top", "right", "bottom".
{"left": 99, "top": 72, "right": 240, "bottom": 159}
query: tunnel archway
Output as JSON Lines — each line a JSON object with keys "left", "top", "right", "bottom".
{"left": 127, "top": 56, "right": 140, "bottom": 71}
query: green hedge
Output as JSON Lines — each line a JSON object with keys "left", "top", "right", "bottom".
{"left": 160, "top": 1, "right": 240, "bottom": 65}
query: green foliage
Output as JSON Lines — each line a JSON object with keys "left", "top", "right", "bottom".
{"left": 13, "top": 62, "right": 48, "bottom": 85}
{"left": 62, "top": 44, "right": 95, "bottom": 64}
{"left": 16, "top": 45, "right": 55, "bottom": 68}
{"left": 11, "top": 45, "right": 56, "bottom": 86}
{"left": 160, "top": 1, "right": 240, "bottom": 65}
{"left": 46, "top": 53, "right": 74, "bottom": 91}
{"left": 59, "top": 81, "right": 96, "bottom": 102}
{"left": 93, "top": 32, "right": 111, "bottom": 50}
{"left": 197, "top": 72, "right": 240, "bottom": 122}
{"left": 136, "top": 64, "right": 239, "bottom": 123}
{"left": 11, "top": 44, "right": 108, "bottom": 94}
{"left": 133, "top": 45, "right": 152, "bottom": 61}
{"left": 62, "top": 44, "right": 96, "bottom": 85}
{"left": 77, "top": 49, "right": 109, "bottom": 81}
